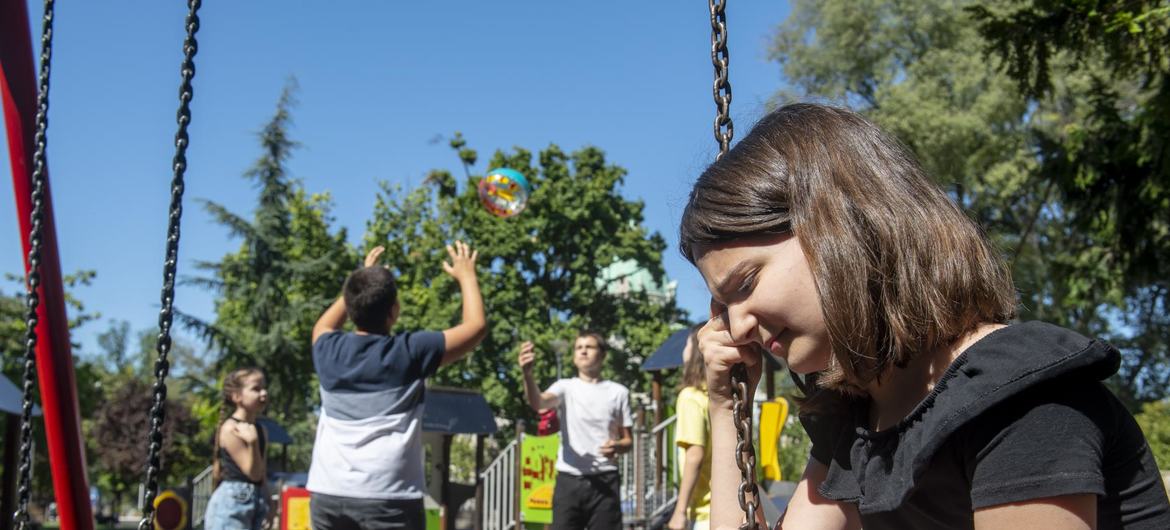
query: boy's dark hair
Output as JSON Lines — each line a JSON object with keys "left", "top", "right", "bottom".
{"left": 344, "top": 266, "right": 398, "bottom": 332}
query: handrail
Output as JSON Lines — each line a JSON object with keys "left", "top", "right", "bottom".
{"left": 190, "top": 464, "right": 213, "bottom": 529}
{"left": 480, "top": 438, "right": 520, "bottom": 530}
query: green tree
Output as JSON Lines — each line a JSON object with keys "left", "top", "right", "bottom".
{"left": 0, "top": 271, "right": 98, "bottom": 503}
{"left": 89, "top": 376, "right": 200, "bottom": 517}
{"left": 363, "top": 135, "right": 687, "bottom": 436}
{"left": 1, "top": 270, "right": 99, "bottom": 369}
{"left": 80, "top": 320, "right": 206, "bottom": 515}
{"left": 1135, "top": 399, "right": 1170, "bottom": 470}
{"left": 182, "top": 81, "right": 354, "bottom": 471}
{"left": 968, "top": 0, "right": 1170, "bottom": 408}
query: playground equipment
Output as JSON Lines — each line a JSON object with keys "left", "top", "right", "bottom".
{"left": 758, "top": 398, "right": 791, "bottom": 482}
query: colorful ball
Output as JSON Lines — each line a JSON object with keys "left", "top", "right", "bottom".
{"left": 478, "top": 168, "right": 533, "bottom": 218}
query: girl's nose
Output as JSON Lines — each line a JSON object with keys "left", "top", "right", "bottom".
{"left": 725, "top": 303, "right": 757, "bottom": 344}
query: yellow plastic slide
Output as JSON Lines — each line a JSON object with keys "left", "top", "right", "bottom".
{"left": 759, "top": 397, "right": 790, "bottom": 482}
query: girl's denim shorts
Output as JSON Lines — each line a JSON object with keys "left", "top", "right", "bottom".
{"left": 203, "top": 480, "right": 267, "bottom": 530}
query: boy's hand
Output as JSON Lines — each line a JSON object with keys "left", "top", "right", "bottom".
{"left": 599, "top": 439, "right": 618, "bottom": 458}
{"left": 364, "top": 246, "right": 386, "bottom": 268}
{"left": 442, "top": 240, "right": 478, "bottom": 283}
{"left": 518, "top": 341, "right": 537, "bottom": 373}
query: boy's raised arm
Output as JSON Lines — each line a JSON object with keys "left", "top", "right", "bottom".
{"left": 312, "top": 246, "right": 385, "bottom": 344}
{"left": 440, "top": 241, "right": 487, "bottom": 366}
{"left": 518, "top": 341, "right": 560, "bottom": 411}
{"left": 312, "top": 297, "right": 348, "bottom": 345}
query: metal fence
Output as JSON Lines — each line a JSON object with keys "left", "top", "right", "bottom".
{"left": 480, "top": 437, "right": 520, "bottom": 530}
{"left": 646, "top": 414, "right": 678, "bottom": 519}
{"left": 619, "top": 413, "right": 677, "bottom": 527}
{"left": 478, "top": 410, "right": 678, "bottom": 530}
{"left": 190, "top": 465, "right": 213, "bottom": 529}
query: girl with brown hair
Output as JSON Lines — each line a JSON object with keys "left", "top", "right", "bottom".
{"left": 203, "top": 367, "right": 269, "bottom": 530}
{"left": 680, "top": 103, "right": 1169, "bottom": 529}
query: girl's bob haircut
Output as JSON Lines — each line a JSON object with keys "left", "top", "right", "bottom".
{"left": 680, "top": 103, "right": 1017, "bottom": 395}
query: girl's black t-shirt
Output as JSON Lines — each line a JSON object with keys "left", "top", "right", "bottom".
{"left": 219, "top": 417, "right": 267, "bottom": 485}
{"left": 799, "top": 321, "right": 1170, "bottom": 529}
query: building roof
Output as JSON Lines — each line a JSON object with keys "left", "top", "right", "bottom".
{"left": 423, "top": 387, "right": 498, "bottom": 435}
{"left": 257, "top": 417, "right": 293, "bottom": 445}
{"left": 595, "top": 259, "right": 677, "bottom": 302}
{"left": 0, "top": 374, "right": 40, "bottom": 416}
{"left": 640, "top": 328, "right": 691, "bottom": 371}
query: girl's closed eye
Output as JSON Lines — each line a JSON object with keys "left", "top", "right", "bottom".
{"left": 736, "top": 271, "right": 757, "bottom": 295}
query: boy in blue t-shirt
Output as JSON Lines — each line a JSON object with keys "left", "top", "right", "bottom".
{"left": 307, "top": 242, "right": 486, "bottom": 530}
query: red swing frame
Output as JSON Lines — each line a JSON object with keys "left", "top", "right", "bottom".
{"left": 1, "top": 2, "right": 95, "bottom": 529}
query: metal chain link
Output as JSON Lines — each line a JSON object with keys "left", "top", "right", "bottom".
{"left": 709, "top": 0, "right": 734, "bottom": 160}
{"left": 14, "top": 2, "right": 55, "bottom": 529}
{"left": 709, "top": 2, "right": 760, "bottom": 529}
{"left": 730, "top": 365, "right": 761, "bottom": 530}
{"left": 139, "top": 2, "right": 201, "bottom": 529}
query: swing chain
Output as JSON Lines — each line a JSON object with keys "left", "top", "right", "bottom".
{"left": 709, "top": 1, "right": 759, "bottom": 528}
{"left": 709, "top": 0, "right": 734, "bottom": 160}
{"left": 139, "top": 2, "right": 200, "bottom": 529}
{"left": 730, "top": 364, "right": 761, "bottom": 530}
{"left": 14, "top": 2, "right": 55, "bottom": 529}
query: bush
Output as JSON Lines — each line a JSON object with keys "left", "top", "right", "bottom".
{"left": 1135, "top": 399, "right": 1170, "bottom": 470}
{"left": 778, "top": 415, "right": 811, "bottom": 482}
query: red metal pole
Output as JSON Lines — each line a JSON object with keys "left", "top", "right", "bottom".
{"left": 0, "top": 2, "right": 95, "bottom": 529}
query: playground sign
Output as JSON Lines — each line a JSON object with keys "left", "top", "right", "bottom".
{"left": 519, "top": 433, "right": 559, "bottom": 523}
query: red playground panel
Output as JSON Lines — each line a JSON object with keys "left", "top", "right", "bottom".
{"left": 281, "top": 487, "right": 312, "bottom": 530}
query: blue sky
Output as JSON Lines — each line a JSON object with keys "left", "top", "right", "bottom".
{"left": 2, "top": 1, "right": 791, "bottom": 359}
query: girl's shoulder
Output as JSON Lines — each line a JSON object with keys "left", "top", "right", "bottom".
{"left": 675, "top": 385, "right": 710, "bottom": 411}
{"left": 806, "top": 322, "right": 1129, "bottom": 513}
{"left": 216, "top": 418, "right": 236, "bottom": 444}
{"left": 900, "top": 321, "right": 1119, "bottom": 435}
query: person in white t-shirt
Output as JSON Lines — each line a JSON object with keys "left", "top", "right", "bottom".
{"left": 519, "top": 331, "right": 634, "bottom": 530}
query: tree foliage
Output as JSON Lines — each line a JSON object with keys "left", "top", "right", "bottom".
{"left": 365, "top": 136, "right": 688, "bottom": 433}
{"left": 968, "top": 0, "right": 1170, "bottom": 407}
{"left": 0, "top": 272, "right": 98, "bottom": 503}
{"left": 68, "top": 320, "right": 206, "bottom": 515}
{"left": 1135, "top": 398, "right": 1170, "bottom": 469}
{"left": 88, "top": 371, "right": 200, "bottom": 515}
{"left": 1, "top": 270, "right": 98, "bottom": 370}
